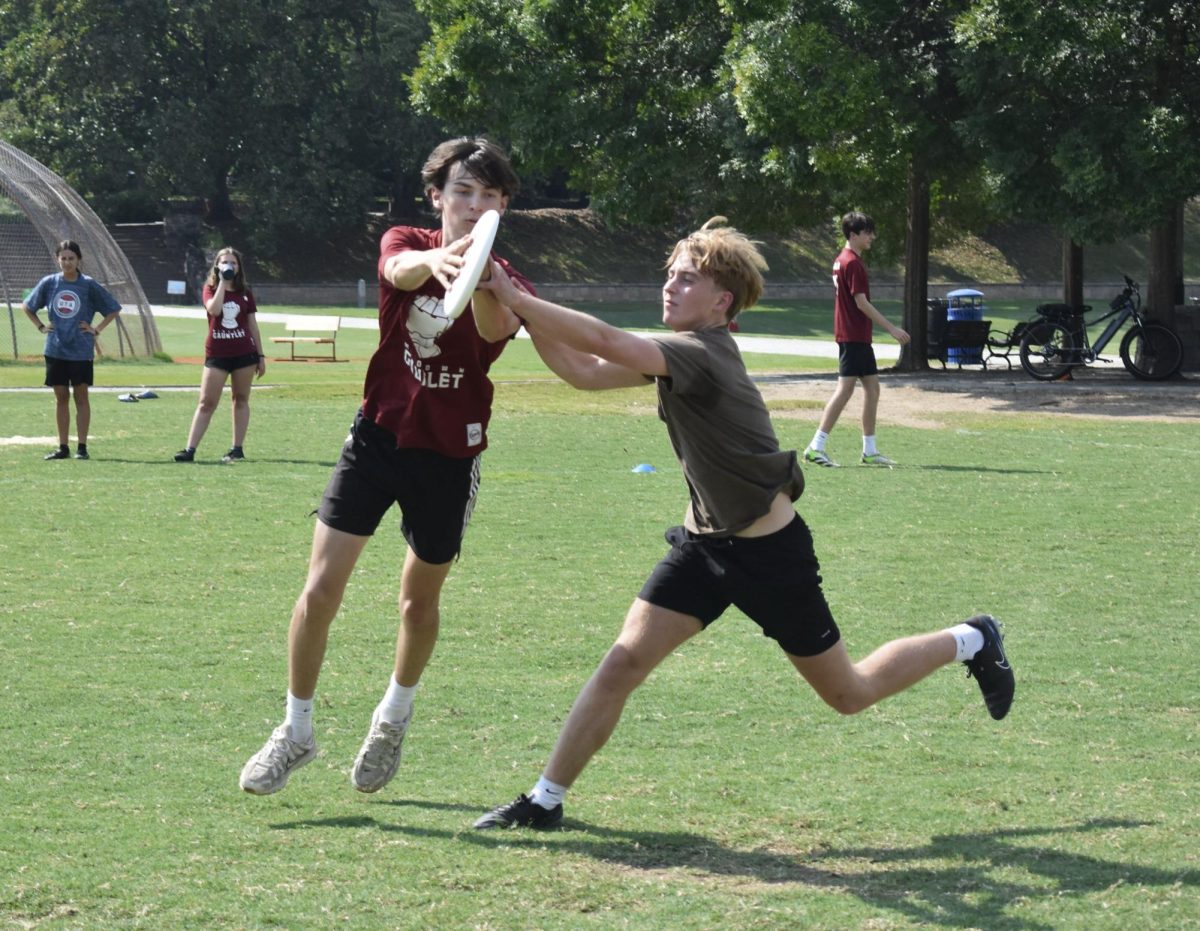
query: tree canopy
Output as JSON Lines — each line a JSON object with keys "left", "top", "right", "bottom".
{"left": 409, "top": 0, "right": 828, "bottom": 231}
{"left": 1, "top": 0, "right": 1197, "bottom": 286}
{"left": 1, "top": 0, "right": 440, "bottom": 251}
{"left": 955, "top": 0, "right": 1200, "bottom": 244}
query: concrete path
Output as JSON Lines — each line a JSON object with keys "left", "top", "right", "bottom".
{"left": 146, "top": 305, "right": 900, "bottom": 360}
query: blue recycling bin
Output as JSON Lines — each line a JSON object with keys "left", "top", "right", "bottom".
{"left": 946, "top": 288, "right": 986, "bottom": 365}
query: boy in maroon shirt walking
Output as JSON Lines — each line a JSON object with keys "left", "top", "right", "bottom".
{"left": 804, "top": 211, "right": 911, "bottom": 468}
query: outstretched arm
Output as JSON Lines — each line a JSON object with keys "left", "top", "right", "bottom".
{"left": 383, "top": 236, "right": 469, "bottom": 292}
{"left": 469, "top": 277, "right": 522, "bottom": 343}
{"left": 527, "top": 327, "right": 652, "bottom": 390}
{"left": 480, "top": 261, "right": 669, "bottom": 379}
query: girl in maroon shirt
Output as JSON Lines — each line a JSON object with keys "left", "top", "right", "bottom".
{"left": 174, "top": 247, "right": 265, "bottom": 463}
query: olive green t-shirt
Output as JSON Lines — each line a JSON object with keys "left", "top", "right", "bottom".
{"left": 647, "top": 326, "right": 804, "bottom": 536}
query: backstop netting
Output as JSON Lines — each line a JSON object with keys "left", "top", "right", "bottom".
{"left": 0, "top": 139, "right": 161, "bottom": 360}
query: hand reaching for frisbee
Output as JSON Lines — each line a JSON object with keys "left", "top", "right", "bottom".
{"left": 428, "top": 234, "right": 474, "bottom": 291}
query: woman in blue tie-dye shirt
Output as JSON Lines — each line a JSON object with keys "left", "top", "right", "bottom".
{"left": 21, "top": 240, "right": 121, "bottom": 460}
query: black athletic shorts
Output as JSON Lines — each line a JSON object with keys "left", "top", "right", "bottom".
{"left": 205, "top": 352, "right": 260, "bottom": 372}
{"left": 637, "top": 514, "right": 841, "bottom": 657}
{"left": 316, "top": 410, "right": 480, "bottom": 564}
{"left": 44, "top": 356, "right": 93, "bottom": 387}
{"left": 837, "top": 342, "right": 878, "bottom": 378}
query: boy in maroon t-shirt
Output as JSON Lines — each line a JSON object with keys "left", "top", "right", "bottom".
{"left": 240, "top": 137, "right": 533, "bottom": 796}
{"left": 803, "top": 211, "right": 911, "bottom": 468}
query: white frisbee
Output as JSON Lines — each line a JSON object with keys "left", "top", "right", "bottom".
{"left": 443, "top": 209, "right": 501, "bottom": 321}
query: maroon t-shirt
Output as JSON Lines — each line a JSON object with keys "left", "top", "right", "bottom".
{"left": 362, "top": 226, "right": 534, "bottom": 458}
{"left": 832, "top": 246, "right": 872, "bottom": 344}
{"left": 202, "top": 286, "right": 258, "bottom": 358}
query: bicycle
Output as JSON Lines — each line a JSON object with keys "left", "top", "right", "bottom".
{"left": 1019, "top": 276, "right": 1184, "bottom": 381}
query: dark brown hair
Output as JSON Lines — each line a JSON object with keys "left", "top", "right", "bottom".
{"left": 421, "top": 137, "right": 520, "bottom": 200}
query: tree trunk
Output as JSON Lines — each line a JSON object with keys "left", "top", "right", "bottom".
{"left": 205, "top": 169, "right": 238, "bottom": 226}
{"left": 1147, "top": 201, "right": 1185, "bottom": 319}
{"left": 898, "top": 159, "right": 930, "bottom": 372}
{"left": 1062, "top": 238, "right": 1083, "bottom": 307}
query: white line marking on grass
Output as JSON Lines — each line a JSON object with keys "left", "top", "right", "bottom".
{"left": 0, "top": 435, "right": 65, "bottom": 446}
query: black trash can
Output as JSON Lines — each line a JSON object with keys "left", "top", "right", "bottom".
{"left": 926, "top": 298, "right": 948, "bottom": 362}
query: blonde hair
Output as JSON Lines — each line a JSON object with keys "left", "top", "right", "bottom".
{"left": 666, "top": 217, "right": 768, "bottom": 320}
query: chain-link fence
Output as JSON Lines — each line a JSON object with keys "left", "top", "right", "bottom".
{"left": 0, "top": 140, "right": 161, "bottom": 360}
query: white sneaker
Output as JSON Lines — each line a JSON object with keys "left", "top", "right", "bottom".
{"left": 803, "top": 447, "right": 839, "bottom": 468}
{"left": 861, "top": 452, "right": 897, "bottom": 467}
{"left": 240, "top": 724, "right": 318, "bottom": 795}
{"left": 350, "top": 706, "right": 411, "bottom": 793}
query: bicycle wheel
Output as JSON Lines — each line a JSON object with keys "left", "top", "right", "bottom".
{"left": 1120, "top": 322, "right": 1183, "bottom": 381}
{"left": 1019, "top": 321, "right": 1075, "bottom": 381}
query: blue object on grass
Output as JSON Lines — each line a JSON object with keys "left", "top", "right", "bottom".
{"left": 631, "top": 463, "right": 656, "bottom": 473}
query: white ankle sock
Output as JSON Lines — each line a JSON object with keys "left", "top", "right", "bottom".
{"left": 378, "top": 678, "right": 416, "bottom": 726}
{"left": 285, "top": 691, "right": 314, "bottom": 740}
{"left": 948, "top": 623, "right": 985, "bottom": 662}
{"left": 530, "top": 775, "right": 567, "bottom": 810}
{"left": 810, "top": 430, "right": 829, "bottom": 452}
{"left": 863, "top": 434, "right": 878, "bottom": 456}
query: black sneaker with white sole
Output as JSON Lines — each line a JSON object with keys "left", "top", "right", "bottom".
{"left": 964, "top": 614, "right": 1014, "bottom": 720}
{"left": 473, "top": 793, "right": 563, "bottom": 830}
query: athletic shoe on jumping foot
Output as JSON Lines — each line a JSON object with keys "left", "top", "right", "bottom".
{"left": 964, "top": 614, "right": 1014, "bottom": 721}
{"left": 222, "top": 447, "right": 245, "bottom": 463}
{"left": 473, "top": 793, "right": 564, "bottom": 830}
{"left": 239, "top": 724, "right": 318, "bottom": 795}
{"left": 803, "top": 448, "right": 839, "bottom": 468}
{"left": 74, "top": 447, "right": 89, "bottom": 460}
{"left": 861, "top": 453, "right": 896, "bottom": 467}
{"left": 350, "top": 706, "right": 411, "bottom": 793}
{"left": 44, "top": 447, "right": 69, "bottom": 460}
{"left": 174, "top": 448, "right": 195, "bottom": 462}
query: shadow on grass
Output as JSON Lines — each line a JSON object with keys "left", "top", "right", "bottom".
{"left": 909, "top": 464, "right": 1050, "bottom": 475}
{"left": 271, "top": 812, "right": 1191, "bottom": 929}
{"left": 90, "top": 457, "right": 339, "bottom": 467}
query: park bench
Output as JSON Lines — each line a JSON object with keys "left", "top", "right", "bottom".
{"left": 271, "top": 315, "right": 342, "bottom": 361}
{"left": 984, "top": 320, "right": 1035, "bottom": 370}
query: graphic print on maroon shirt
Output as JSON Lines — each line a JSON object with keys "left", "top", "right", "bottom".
{"left": 202, "top": 286, "right": 258, "bottom": 358}
{"left": 362, "top": 226, "right": 534, "bottom": 459}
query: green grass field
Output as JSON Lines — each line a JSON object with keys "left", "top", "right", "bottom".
{"left": 1, "top": 309, "right": 1197, "bottom": 929}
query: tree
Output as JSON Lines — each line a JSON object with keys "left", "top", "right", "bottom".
{"left": 1, "top": 0, "right": 442, "bottom": 252}
{"left": 955, "top": 0, "right": 1200, "bottom": 316}
{"left": 409, "top": 0, "right": 827, "bottom": 232}
{"left": 725, "top": 0, "right": 989, "bottom": 369}
{"left": 412, "top": 2, "right": 1002, "bottom": 369}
